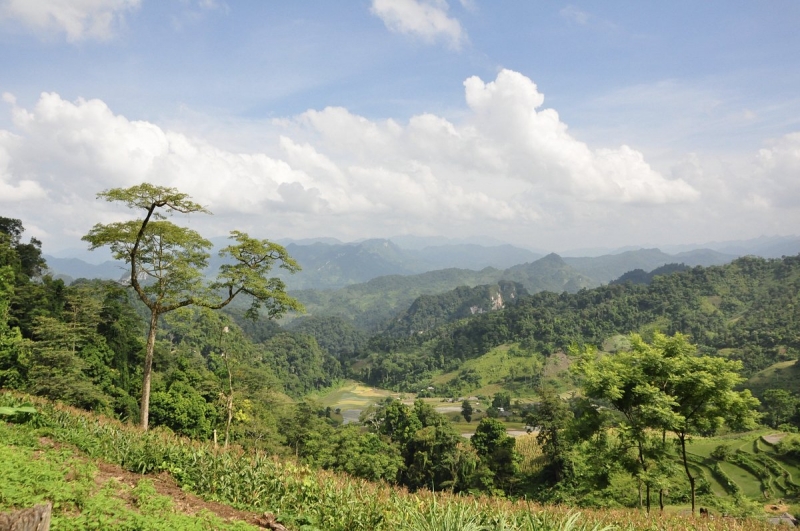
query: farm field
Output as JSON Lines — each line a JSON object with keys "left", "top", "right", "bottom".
{"left": 316, "top": 381, "right": 530, "bottom": 436}
{"left": 1, "top": 395, "right": 787, "bottom": 531}
{"left": 684, "top": 431, "right": 800, "bottom": 508}
{"left": 315, "top": 381, "right": 405, "bottom": 423}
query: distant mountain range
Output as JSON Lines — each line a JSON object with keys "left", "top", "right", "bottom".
{"left": 44, "top": 234, "right": 796, "bottom": 291}
{"left": 289, "top": 250, "right": 737, "bottom": 331}
{"left": 564, "top": 234, "right": 800, "bottom": 259}
{"left": 46, "top": 238, "right": 543, "bottom": 289}
{"left": 44, "top": 256, "right": 127, "bottom": 283}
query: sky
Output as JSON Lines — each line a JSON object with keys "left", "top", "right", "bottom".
{"left": 1, "top": 0, "right": 799, "bottom": 254}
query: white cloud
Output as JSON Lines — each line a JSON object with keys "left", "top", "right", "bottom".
{"left": 461, "top": 70, "right": 699, "bottom": 203}
{"left": 370, "top": 0, "right": 466, "bottom": 50}
{"left": 17, "top": 70, "right": 799, "bottom": 252}
{"left": 755, "top": 132, "right": 800, "bottom": 208}
{"left": 559, "top": 5, "right": 590, "bottom": 25}
{"left": 0, "top": 0, "right": 140, "bottom": 42}
{"left": 0, "top": 131, "right": 47, "bottom": 202}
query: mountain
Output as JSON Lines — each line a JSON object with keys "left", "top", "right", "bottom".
{"left": 44, "top": 240, "right": 736, "bottom": 293}
{"left": 563, "top": 248, "right": 733, "bottom": 283}
{"left": 610, "top": 263, "right": 692, "bottom": 285}
{"left": 290, "top": 253, "right": 592, "bottom": 331}
{"left": 383, "top": 281, "right": 529, "bottom": 337}
{"left": 291, "top": 267, "right": 503, "bottom": 331}
{"left": 355, "top": 253, "right": 800, "bottom": 390}
{"left": 269, "top": 239, "right": 541, "bottom": 290}
{"left": 389, "top": 234, "right": 512, "bottom": 250}
{"left": 715, "top": 235, "right": 800, "bottom": 258}
{"left": 502, "top": 253, "right": 594, "bottom": 292}
{"left": 279, "top": 239, "right": 418, "bottom": 290}
{"left": 408, "top": 243, "right": 541, "bottom": 272}
{"left": 44, "top": 255, "right": 126, "bottom": 281}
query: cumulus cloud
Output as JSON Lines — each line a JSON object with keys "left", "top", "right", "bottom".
{"left": 755, "top": 132, "right": 800, "bottom": 208}
{"left": 370, "top": 0, "right": 466, "bottom": 50}
{"left": 0, "top": 70, "right": 711, "bottom": 249}
{"left": 0, "top": 130, "right": 47, "bottom": 202}
{"left": 0, "top": 0, "right": 140, "bottom": 42}
{"left": 462, "top": 70, "right": 700, "bottom": 203}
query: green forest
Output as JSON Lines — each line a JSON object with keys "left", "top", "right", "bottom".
{"left": 2, "top": 186, "right": 800, "bottom": 525}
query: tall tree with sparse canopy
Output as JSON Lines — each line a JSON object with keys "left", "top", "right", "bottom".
{"left": 83, "top": 183, "right": 303, "bottom": 430}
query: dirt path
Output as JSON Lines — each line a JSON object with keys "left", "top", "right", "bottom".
{"left": 94, "top": 461, "right": 270, "bottom": 526}
{"left": 37, "top": 436, "right": 282, "bottom": 529}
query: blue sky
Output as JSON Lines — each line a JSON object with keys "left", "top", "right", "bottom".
{"left": 1, "top": 0, "right": 799, "bottom": 254}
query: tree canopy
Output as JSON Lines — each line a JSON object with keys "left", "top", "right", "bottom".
{"left": 82, "top": 183, "right": 303, "bottom": 429}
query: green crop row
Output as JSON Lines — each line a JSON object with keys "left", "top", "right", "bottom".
{"left": 0, "top": 392, "right": 780, "bottom": 531}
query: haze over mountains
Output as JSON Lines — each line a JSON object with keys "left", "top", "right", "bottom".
{"left": 44, "top": 234, "right": 800, "bottom": 291}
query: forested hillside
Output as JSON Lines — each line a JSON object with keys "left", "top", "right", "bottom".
{"left": 288, "top": 249, "right": 735, "bottom": 332}
{"left": 353, "top": 254, "right": 800, "bottom": 390}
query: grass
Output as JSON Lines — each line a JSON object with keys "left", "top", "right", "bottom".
{"left": 744, "top": 359, "right": 800, "bottom": 397}
{"left": 316, "top": 380, "right": 404, "bottom": 410}
{"left": 717, "top": 461, "right": 765, "bottom": 499}
{"left": 682, "top": 430, "right": 800, "bottom": 509}
{"left": 430, "top": 344, "right": 575, "bottom": 398}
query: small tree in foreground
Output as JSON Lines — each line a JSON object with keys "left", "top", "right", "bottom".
{"left": 83, "top": 183, "right": 303, "bottom": 430}
{"left": 575, "top": 332, "right": 759, "bottom": 514}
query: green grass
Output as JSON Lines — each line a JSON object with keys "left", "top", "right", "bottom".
{"left": 429, "top": 344, "right": 573, "bottom": 398}
{"left": 717, "top": 461, "right": 765, "bottom": 499}
{"left": 682, "top": 430, "right": 800, "bottom": 508}
{"left": 744, "top": 359, "right": 800, "bottom": 397}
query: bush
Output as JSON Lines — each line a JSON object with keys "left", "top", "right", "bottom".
{"left": 711, "top": 444, "right": 732, "bottom": 461}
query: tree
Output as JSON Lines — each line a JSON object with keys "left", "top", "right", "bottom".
{"left": 461, "top": 399, "right": 473, "bottom": 422}
{"left": 575, "top": 332, "right": 760, "bottom": 514}
{"left": 470, "top": 417, "right": 518, "bottom": 493}
{"left": 575, "top": 335, "right": 681, "bottom": 513}
{"left": 660, "top": 334, "right": 760, "bottom": 513}
{"left": 0, "top": 217, "right": 46, "bottom": 279}
{"left": 526, "top": 387, "right": 573, "bottom": 483}
{"left": 492, "top": 391, "right": 511, "bottom": 410}
{"left": 0, "top": 262, "right": 26, "bottom": 389}
{"left": 82, "top": 183, "right": 303, "bottom": 430}
{"left": 761, "top": 389, "right": 798, "bottom": 428}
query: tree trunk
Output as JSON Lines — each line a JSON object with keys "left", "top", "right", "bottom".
{"left": 222, "top": 348, "right": 234, "bottom": 448}
{"left": 638, "top": 441, "right": 650, "bottom": 513}
{"left": 638, "top": 479, "right": 642, "bottom": 509}
{"left": 224, "top": 393, "right": 233, "bottom": 448}
{"left": 679, "top": 434, "right": 696, "bottom": 514}
{"left": 139, "top": 311, "right": 159, "bottom": 431}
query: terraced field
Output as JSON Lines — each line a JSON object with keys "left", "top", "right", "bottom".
{"left": 686, "top": 432, "right": 800, "bottom": 505}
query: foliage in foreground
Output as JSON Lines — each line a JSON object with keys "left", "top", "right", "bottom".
{"left": 0, "top": 392, "right": 779, "bottom": 531}
{"left": 0, "top": 422, "right": 258, "bottom": 530}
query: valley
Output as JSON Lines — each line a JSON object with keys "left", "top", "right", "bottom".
{"left": 3, "top": 215, "right": 800, "bottom": 527}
